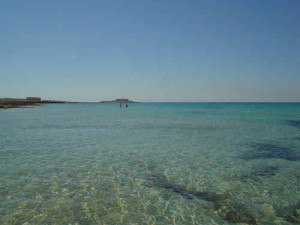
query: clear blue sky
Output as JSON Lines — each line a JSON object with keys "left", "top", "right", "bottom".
{"left": 1, "top": 0, "right": 299, "bottom": 102}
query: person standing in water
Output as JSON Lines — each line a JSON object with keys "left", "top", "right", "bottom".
{"left": 125, "top": 103, "right": 128, "bottom": 108}
{"left": 119, "top": 103, "right": 122, "bottom": 108}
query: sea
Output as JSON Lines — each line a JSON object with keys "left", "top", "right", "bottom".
{"left": 0, "top": 103, "right": 299, "bottom": 224}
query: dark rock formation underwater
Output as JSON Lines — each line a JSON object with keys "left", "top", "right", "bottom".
{"left": 287, "top": 120, "right": 300, "bottom": 129}
{"left": 239, "top": 143, "right": 300, "bottom": 161}
{"left": 146, "top": 170, "right": 257, "bottom": 224}
{"left": 146, "top": 165, "right": 300, "bottom": 224}
{"left": 143, "top": 119, "right": 300, "bottom": 224}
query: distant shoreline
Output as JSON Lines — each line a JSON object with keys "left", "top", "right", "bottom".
{"left": 1, "top": 98, "right": 298, "bottom": 109}
{"left": 0, "top": 98, "right": 138, "bottom": 109}
{"left": 98, "top": 98, "right": 135, "bottom": 103}
{"left": 0, "top": 98, "right": 69, "bottom": 109}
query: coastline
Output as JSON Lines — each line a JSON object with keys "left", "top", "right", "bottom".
{"left": 0, "top": 98, "right": 68, "bottom": 109}
{"left": 0, "top": 98, "right": 137, "bottom": 109}
{"left": 98, "top": 98, "right": 135, "bottom": 103}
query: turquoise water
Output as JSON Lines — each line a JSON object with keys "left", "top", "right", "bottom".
{"left": 0, "top": 103, "right": 299, "bottom": 224}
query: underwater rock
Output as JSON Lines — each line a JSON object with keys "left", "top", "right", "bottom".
{"left": 146, "top": 172, "right": 227, "bottom": 202}
{"left": 261, "top": 204, "right": 276, "bottom": 217}
{"left": 276, "top": 202, "right": 300, "bottom": 224}
{"left": 287, "top": 120, "right": 300, "bottom": 129}
{"left": 215, "top": 200, "right": 257, "bottom": 224}
{"left": 146, "top": 173, "right": 198, "bottom": 200}
{"left": 239, "top": 143, "right": 300, "bottom": 161}
{"left": 235, "top": 165, "right": 280, "bottom": 183}
{"left": 252, "top": 165, "right": 279, "bottom": 176}
{"left": 146, "top": 171, "right": 256, "bottom": 224}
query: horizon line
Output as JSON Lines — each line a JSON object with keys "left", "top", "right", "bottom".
{"left": 66, "top": 101, "right": 300, "bottom": 103}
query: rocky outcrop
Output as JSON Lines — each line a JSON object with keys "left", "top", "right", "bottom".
{"left": 99, "top": 98, "right": 135, "bottom": 103}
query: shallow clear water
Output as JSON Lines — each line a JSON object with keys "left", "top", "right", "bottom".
{"left": 0, "top": 103, "right": 299, "bottom": 224}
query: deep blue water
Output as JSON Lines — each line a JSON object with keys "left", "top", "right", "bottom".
{"left": 0, "top": 103, "right": 299, "bottom": 224}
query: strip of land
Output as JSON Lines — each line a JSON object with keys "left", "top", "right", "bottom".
{"left": 1, "top": 98, "right": 137, "bottom": 109}
{"left": 99, "top": 98, "right": 135, "bottom": 103}
{"left": 0, "top": 98, "right": 68, "bottom": 109}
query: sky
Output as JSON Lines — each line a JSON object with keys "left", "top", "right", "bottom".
{"left": 1, "top": 0, "right": 299, "bottom": 102}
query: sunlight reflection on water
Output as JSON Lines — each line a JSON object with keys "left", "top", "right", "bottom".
{"left": 0, "top": 103, "right": 299, "bottom": 224}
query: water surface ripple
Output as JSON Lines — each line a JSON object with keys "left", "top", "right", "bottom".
{"left": 0, "top": 103, "right": 300, "bottom": 224}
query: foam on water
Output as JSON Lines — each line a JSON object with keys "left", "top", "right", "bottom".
{"left": 0, "top": 103, "right": 300, "bottom": 224}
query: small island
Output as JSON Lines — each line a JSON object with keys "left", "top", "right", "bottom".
{"left": 98, "top": 98, "right": 135, "bottom": 103}
{"left": 0, "top": 97, "right": 68, "bottom": 109}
